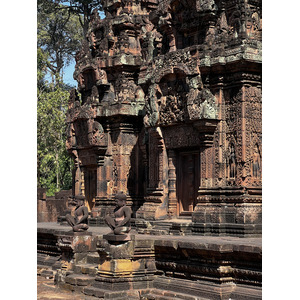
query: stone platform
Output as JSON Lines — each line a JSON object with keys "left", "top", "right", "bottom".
{"left": 38, "top": 223, "right": 262, "bottom": 300}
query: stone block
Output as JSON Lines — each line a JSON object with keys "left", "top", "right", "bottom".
{"left": 103, "top": 233, "right": 131, "bottom": 242}
{"left": 84, "top": 286, "right": 105, "bottom": 298}
{"left": 87, "top": 252, "right": 100, "bottom": 264}
{"left": 98, "top": 258, "right": 138, "bottom": 276}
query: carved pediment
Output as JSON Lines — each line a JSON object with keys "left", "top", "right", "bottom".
{"left": 187, "top": 88, "right": 218, "bottom": 120}
{"left": 145, "top": 69, "right": 218, "bottom": 127}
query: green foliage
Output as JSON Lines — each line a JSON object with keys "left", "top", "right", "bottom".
{"left": 37, "top": 0, "right": 87, "bottom": 195}
{"left": 37, "top": 86, "right": 73, "bottom": 195}
{"left": 37, "top": 1, "right": 103, "bottom": 195}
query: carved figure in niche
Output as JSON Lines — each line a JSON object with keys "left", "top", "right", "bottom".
{"left": 229, "top": 144, "right": 236, "bottom": 179}
{"left": 86, "top": 95, "right": 92, "bottom": 105}
{"left": 91, "top": 121, "right": 105, "bottom": 145}
{"left": 144, "top": 84, "right": 159, "bottom": 127}
{"left": 96, "top": 69, "right": 108, "bottom": 85}
{"left": 117, "top": 80, "right": 137, "bottom": 103}
{"left": 252, "top": 144, "right": 261, "bottom": 178}
{"left": 91, "top": 85, "right": 99, "bottom": 104}
{"left": 66, "top": 195, "right": 89, "bottom": 232}
{"left": 187, "top": 75, "right": 217, "bottom": 120}
{"left": 141, "top": 29, "right": 157, "bottom": 61}
{"left": 140, "top": 32, "right": 149, "bottom": 60}
{"left": 105, "top": 192, "right": 132, "bottom": 235}
{"left": 88, "top": 28, "right": 97, "bottom": 51}
{"left": 75, "top": 71, "right": 87, "bottom": 92}
{"left": 200, "top": 89, "right": 217, "bottom": 119}
{"left": 98, "top": 36, "right": 109, "bottom": 56}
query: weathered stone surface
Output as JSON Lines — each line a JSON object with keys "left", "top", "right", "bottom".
{"left": 37, "top": 189, "right": 71, "bottom": 223}
{"left": 47, "top": 2, "right": 263, "bottom": 298}
{"left": 63, "top": 0, "right": 262, "bottom": 237}
{"left": 103, "top": 233, "right": 131, "bottom": 242}
{"left": 38, "top": 224, "right": 261, "bottom": 299}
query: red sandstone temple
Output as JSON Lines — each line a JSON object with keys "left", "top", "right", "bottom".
{"left": 65, "top": 0, "right": 262, "bottom": 236}
{"left": 38, "top": 1, "right": 262, "bottom": 298}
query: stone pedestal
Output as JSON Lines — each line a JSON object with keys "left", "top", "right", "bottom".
{"left": 84, "top": 235, "right": 156, "bottom": 297}
{"left": 55, "top": 232, "right": 98, "bottom": 286}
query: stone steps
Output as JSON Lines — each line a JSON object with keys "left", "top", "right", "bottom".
{"left": 37, "top": 268, "right": 55, "bottom": 279}
{"left": 73, "top": 263, "right": 98, "bottom": 276}
{"left": 84, "top": 287, "right": 141, "bottom": 299}
{"left": 141, "top": 289, "right": 208, "bottom": 300}
{"left": 65, "top": 273, "right": 95, "bottom": 286}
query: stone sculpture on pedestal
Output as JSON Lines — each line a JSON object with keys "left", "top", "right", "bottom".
{"left": 104, "top": 192, "right": 132, "bottom": 241}
{"left": 65, "top": 195, "right": 89, "bottom": 232}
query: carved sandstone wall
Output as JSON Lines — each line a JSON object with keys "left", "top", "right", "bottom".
{"left": 66, "top": 0, "right": 262, "bottom": 235}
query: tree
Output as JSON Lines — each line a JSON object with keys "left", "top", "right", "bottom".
{"left": 37, "top": 47, "right": 49, "bottom": 91}
{"left": 37, "top": 85, "right": 73, "bottom": 195}
{"left": 37, "top": 0, "right": 102, "bottom": 195}
{"left": 38, "top": 0, "right": 83, "bottom": 85}
{"left": 37, "top": 0, "right": 81, "bottom": 194}
{"left": 50, "top": 1, "right": 102, "bottom": 36}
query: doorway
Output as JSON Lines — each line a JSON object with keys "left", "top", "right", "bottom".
{"left": 177, "top": 151, "right": 200, "bottom": 216}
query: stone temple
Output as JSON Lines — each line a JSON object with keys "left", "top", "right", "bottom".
{"left": 38, "top": 0, "right": 262, "bottom": 299}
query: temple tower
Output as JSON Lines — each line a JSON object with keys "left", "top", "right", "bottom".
{"left": 66, "top": 0, "right": 262, "bottom": 235}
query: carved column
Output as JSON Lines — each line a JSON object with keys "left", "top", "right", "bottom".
{"left": 96, "top": 156, "right": 106, "bottom": 198}
{"left": 80, "top": 167, "right": 85, "bottom": 196}
{"left": 73, "top": 153, "right": 81, "bottom": 197}
{"left": 168, "top": 149, "right": 177, "bottom": 217}
{"left": 147, "top": 128, "right": 165, "bottom": 194}
{"left": 90, "top": 156, "right": 107, "bottom": 218}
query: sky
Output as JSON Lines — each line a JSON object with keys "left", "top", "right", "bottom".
{"left": 63, "top": 60, "right": 77, "bottom": 87}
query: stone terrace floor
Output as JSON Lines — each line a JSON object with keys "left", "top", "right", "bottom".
{"left": 37, "top": 222, "right": 262, "bottom": 249}
{"left": 37, "top": 222, "right": 261, "bottom": 299}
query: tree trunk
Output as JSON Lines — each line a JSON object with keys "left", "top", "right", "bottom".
{"left": 56, "top": 152, "right": 59, "bottom": 190}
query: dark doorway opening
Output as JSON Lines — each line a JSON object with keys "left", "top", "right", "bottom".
{"left": 177, "top": 151, "right": 200, "bottom": 216}
{"left": 84, "top": 168, "right": 97, "bottom": 212}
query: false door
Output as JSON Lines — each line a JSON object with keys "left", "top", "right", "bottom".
{"left": 177, "top": 151, "right": 200, "bottom": 215}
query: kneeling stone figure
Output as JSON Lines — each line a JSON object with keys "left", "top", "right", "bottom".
{"left": 105, "top": 192, "right": 132, "bottom": 235}
{"left": 66, "top": 195, "right": 89, "bottom": 232}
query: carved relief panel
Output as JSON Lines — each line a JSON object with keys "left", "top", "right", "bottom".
{"left": 223, "top": 85, "right": 262, "bottom": 186}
